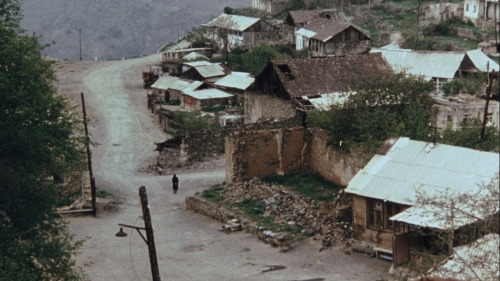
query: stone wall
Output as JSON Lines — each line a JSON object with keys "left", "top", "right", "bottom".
{"left": 308, "top": 129, "right": 368, "bottom": 186}
{"left": 244, "top": 92, "right": 300, "bottom": 125}
{"left": 225, "top": 127, "right": 367, "bottom": 186}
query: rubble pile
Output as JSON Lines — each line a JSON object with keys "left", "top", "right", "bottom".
{"left": 187, "top": 177, "right": 353, "bottom": 251}
{"left": 220, "top": 177, "right": 353, "bottom": 249}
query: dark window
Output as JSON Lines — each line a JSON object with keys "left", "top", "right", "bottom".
{"left": 367, "top": 200, "right": 384, "bottom": 229}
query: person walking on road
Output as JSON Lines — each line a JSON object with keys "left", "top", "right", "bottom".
{"left": 172, "top": 174, "right": 179, "bottom": 194}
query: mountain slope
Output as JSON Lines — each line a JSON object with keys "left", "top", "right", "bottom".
{"left": 20, "top": 0, "right": 248, "bottom": 60}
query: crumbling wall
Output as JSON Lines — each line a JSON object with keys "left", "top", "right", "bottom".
{"left": 244, "top": 92, "right": 299, "bottom": 125}
{"left": 308, "top": 129, "right": 367, "bottom": 186}
{"left": 226, "top": 127, "right": 308, "bottom": 185}
{"left": 226, "top": 127, "right": 366, "bottom": 186}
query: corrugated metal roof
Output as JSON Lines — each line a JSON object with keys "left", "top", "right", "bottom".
{"left": 372, "top": 49, "right": 464, "bottom": 79}
{"left": 214, "top": 72, "right": 254, "bottom": 90}
{"left": 183, "top": 88, "right": 233, "bottom": 100}
{"left": 466, "top": 49, "right": 500, "bottom": 72}
{"left": 193, "top": 63, "right": 225, "bottom": 78}
{"left": 346, "top": 137, "right": 499, "bottom": 206}
{"left": 203, "top": 13, "right": 261, "bottom": 32}
{"left": 301, "top": 91, "right": 354, "bottom": 110}
{"left": 182, "top": 52, "right": 208, "bottom": 61}
{"left": 184, "top": 61, "right": 212, "bottom": 67}
{"left": 430, "top": 233, "right": 499, "bottom": 281}
{"left": 151, "top": 75, "right": 203, "bottom": 91}
{"left": 296, "top": 28, "right": 317, "bottom": 38}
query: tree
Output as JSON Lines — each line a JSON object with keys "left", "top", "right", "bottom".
{"left": 441, "top": 119, "right": 499, "bottom": 152}
{"left": 0, "top": 1, "right": 85, "bottom": 280}
{"left": 307, "top": 73, "right": 435, "bottom": 151}
{"left": 241, "top": 43, "right": 290, "bottom": 75}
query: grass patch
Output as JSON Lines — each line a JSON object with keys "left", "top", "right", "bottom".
{"left": 201, "top": 185, "right": 225, "bottom": 203}
{"left": 261, "top": 172, "right": 342, "bottom": 201}
{"left": 96, "top": 188, "right": 111, "bottom": 198}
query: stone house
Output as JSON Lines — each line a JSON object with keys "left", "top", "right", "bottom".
{"left": 345, "top": 137, "right": 499, "bottom": 264}
{"left": 248, "top": 53, "right": 392, "bottom": 123}
{"left": 464, "top": 0, "right": 500, "bottom": 26}
{"left": 202, "top": 13, "right": 278, "bottom": 50}
{"left": 424, "top": 2, "right": 463, "bottom": 23}
{"left": 295, "top": 15, "right": 372, "bottom": 56}
{"left": 251, "top": 0, "right": 288, "bottom": 16}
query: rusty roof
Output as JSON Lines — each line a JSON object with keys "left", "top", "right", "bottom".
{"left": 269, "top": 53, "right": 392, "bottom": 98}
{"left": 287, "top": 9, "right": 343, "bottom": 26}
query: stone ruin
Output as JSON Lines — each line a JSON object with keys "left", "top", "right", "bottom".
{"left": 186, "top": 177, "right": 353, "bottom": 251}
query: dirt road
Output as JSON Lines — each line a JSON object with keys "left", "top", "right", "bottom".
{"left": 57, "top": 55, "right": 392, "bottom": 281}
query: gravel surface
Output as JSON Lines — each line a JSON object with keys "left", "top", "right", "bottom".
{"left": 54, "top": 55, "right": 393, "bottom": 281}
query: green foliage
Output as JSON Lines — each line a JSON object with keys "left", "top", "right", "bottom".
{"left": 0, "top": 1, "right": 84, "bottom": 279}
{"left": 185, "top": 26, "right": 213, "bottom": 48}
{"left": 96, "top": 188, "right": 111, "bottom": 198}
{"left": 286, "top": 0, "right": 307, "bottom": 11}
{"left": 261, "top": 172, "right": 342, "bottom": 201}
{"left": 441, "top": 74, "right": 486, "bottom": 96}
{"left": 172, "top": 111, "right": 214, "bottom": 135}
{"left": 223, "top": 6, "right": 233, "bottom": 14}
{"left": 441, "top": 119, "right": 499, "bottom": 152}
{"left": 201, "top": 185, "right": 225, "bottom": 203}
{"left": 307, "top": 73, "right": 435, "bottom": 151}
{"left": 241, "top": 43, "right": 291, "bottom": 75}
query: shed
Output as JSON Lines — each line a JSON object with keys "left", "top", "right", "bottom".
{"left": 150, "top": 75, "right": 203, "bottom": 102}
{"left": 345, "top": 137, "right": 499, "bottom": 264}
{"left": 182, "top": 88, "right": 234, "bottom": 111}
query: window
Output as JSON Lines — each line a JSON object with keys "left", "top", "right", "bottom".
{"left": 463, "top": 114, "right": 471, "bottom": 123}
{"left": 367, "top": 199, "right": 404, "bottom": 230}
{"left": 473, "top": 5, "right": 476, "bottom": 12}
{"left": 466, "top": 4, "right": 469, "bottom": 12}
{"left": 367, "top": 200, "right": 384, "bottom": 229}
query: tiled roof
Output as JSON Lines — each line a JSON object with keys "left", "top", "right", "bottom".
{"left": 269, "top": 53, "right": 392, "bottom": 98}
{"left": 287, "top": 9, "right": 344, "bottom": 26}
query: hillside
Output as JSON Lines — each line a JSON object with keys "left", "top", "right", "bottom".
{"left": 20, "top": 0, "right": 248, "bottom": 60}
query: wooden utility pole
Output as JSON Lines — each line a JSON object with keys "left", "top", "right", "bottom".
{"left": 139, "top": 186, "right": 161, "bottom": 281}
{"left": 81, "top": 92, "right": 96, "bottom": 216}
{"left": 481, "top": 67, "right": 495, "bottom": 139}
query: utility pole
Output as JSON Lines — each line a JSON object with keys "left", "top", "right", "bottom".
{"left": 79, "top": 29, "right": 82, "bottom": 61}
{"left": 81, "top": 92, "right": 96, "bottom": 216}
{"left": 481, "top": 66, "right": 495, "bottom": 140}
{"left": 139, "top": 186, "right": 161, "bottom": 281}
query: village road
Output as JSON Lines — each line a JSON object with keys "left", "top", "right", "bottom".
{"left": 58, "top": 55, "right": 392, "bottom": 281}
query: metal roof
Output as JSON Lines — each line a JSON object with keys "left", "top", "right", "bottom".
{"left": 346, "top": 137, "right": 499, "bottom": 206}
{"left": 183, "top": 88, "right": 233, "bottom": 100}
{"left": 214, "top": 72, "right": 254, "bottom": 90}
{"left": 203, "top": 13, "right": 261, "bottom": 32}
{"left": 184, "top": 60, "right": 212, "bottom": 67}
{"left": 372, "top": 49, "right": 464, "bottom": 80}
{"left": 430, "top": 233, "right": 499, "bottom": 281}
{"left": 192, "top": 63, "right": 225, "bottom": 78}
{"left": 151, "top": 75, "right": 203, "bottom": 91}
{"left": 466, "top": 49, "right": 500, "bottom": 72}
{"left": 295, "top": 28, "right": 317, "bottom": 38}
{"left": 182, "top": 52, "right": 208, "bottom": 61}
{"left": 301, "top": 91, "right": 354, "bottom": 110}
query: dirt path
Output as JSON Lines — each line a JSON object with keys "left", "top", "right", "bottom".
{"left": 57, "top": 56, "right": 392, "bottom": 281}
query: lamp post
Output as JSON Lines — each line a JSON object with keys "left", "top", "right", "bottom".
{"left": 116, "top": 186, "right": 161, "bottom": 281}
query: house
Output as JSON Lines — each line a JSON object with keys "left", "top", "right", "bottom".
{"left": 371, "top": 47, "right": 500, "bottom": 91}
{"left": 424, "top": 2, "right": 463, "bottom": 23}
{"left": 428, "top": 233, "right": 499, "bottom": 280}
{"left": 295, "top": 16, "right": 372, "bottom": 56}
{"left": 251, "top": 0, "right": 288, "bottom": 16}
{"left": 202, "top": 13, "right": 277, "bottom": 50}
{"left": 433, "top": 94, "right": 499, "bottom": 130}
{"left": 283, "top": 9, "right": 344, "bottom": 44}
{"left": 345, "top": 137, "right": 499, "bottom": 264}
{"left": 214, "top": 71, "right": 255, "bottom": 104}
{"left": 250, "top": 53, "right": 392, "bottom": 120}
{"left": 464, "top": 0, "right": 500, "bottom": 26}
{"left": 182, "top": 62, "right": 226, "bottom": 83}
{"left": 150, "top": 75, "right": 203, "bottom": 102}
{"left": 161, "top": 47, "right": 213, "bottom": 75}
{"left": 181, "top": 88, "right": 234, "bottom": 111}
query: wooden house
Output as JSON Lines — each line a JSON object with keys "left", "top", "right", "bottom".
{"left": 181, "top": 88, "right": 234, "bottom": 111}
{"left": 182, "top": 62, "right": 226, "bottom": 84}
{"left": 283, "top": 9, "right": 344, "bottom": 44}
{"left": 202, "top": 13, "right": 278, "bottom": 50}
{"left": 150, "top": 75, "right": 203, "bottom": 102}
{"left": 346, "top": 137, "right": 499, "bottom": 264}
{"left": 295, "top": 16, "right": 372, "bottom": 56}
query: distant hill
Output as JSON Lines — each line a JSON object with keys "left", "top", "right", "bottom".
{"left": 20, "top": 0, "right": 248, "bottom": 60}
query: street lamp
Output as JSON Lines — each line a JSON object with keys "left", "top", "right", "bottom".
{"left": 116, "top": 186, "right": 161, "bottom": 281}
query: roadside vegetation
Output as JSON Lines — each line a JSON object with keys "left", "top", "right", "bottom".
{"left": 0, "top": 0, "right": 86, "bottom": 279}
